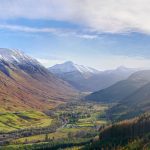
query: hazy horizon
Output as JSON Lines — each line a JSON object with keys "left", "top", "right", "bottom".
{"left": 46, "top": 60, "right": 146, "bottom": 71}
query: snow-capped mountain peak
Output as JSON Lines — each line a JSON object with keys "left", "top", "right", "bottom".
{"left": 0, "top": 48, "right": 49, "bottom": 76}
{"left": 74, "top": 64, "right": 99, "bottom": 74}
{"left": 49, "top": 61, "right": 99, "bottom": 75}
{"left": 0, "top": 48, "right": 40, "bottom": 65}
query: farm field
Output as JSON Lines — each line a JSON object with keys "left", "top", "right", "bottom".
{"left": 0, "top": 101, "right": 109, "bottom": 150}
{"left": 0, "top": 111, "right": 53, "bottom": 133}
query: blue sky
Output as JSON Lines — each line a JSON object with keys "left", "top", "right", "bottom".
{"left": 1, "top": 0, "right": 150, "bottom": 70}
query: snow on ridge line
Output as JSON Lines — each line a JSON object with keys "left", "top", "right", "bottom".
{"left": 0, "top": 48, "right": 41, "bottom": 65}
{"left": 74, "top": 64, "right": 98, "bottom": 73}
{"left": 50, "top": 61, "right": 99, "bottom": 74}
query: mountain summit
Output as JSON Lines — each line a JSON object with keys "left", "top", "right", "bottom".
{"left": 0, "top": 48, "right": 38, "bottom": 65}
{"left": 49, "top": 62, "right": 138, "bottom": 92}
{"left": 0, "top": 48, "right": 77, "bottom": 111}
{"left": 0, "top": 48, "right": 46, "bottom": 76}
{"left": 49, "top": 61, "right": 99, "bottom": 77}
{"left": 48, "top": 61, "right": 100, "bottom": 91}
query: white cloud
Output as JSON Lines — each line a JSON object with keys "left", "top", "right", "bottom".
{"left": 0, "top": 24, "right": 57, "bottom": 33}
{"left": 0, "top": 24, "right": 97, "bottom": 39}
{"left": 1, "top": 0, "right": 150, "bottom": 33}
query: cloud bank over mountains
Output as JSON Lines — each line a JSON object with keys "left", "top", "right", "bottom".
{"left": 1, "top": 0, "right": 150, "bottom": 34}
{"left": 1, "top": 0, "right": 150, "bottom": 70}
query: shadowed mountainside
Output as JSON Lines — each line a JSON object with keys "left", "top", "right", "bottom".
{"left": 49, "top": 62, "right": 137, "bottom": 92}
{"left": 85, "top": 113, "right": 150, "bottom": 150}
{"left": 86, "top": 70, "right": 150, "bottom": 103}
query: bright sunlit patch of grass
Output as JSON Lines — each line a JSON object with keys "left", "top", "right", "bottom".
{"left": 0, "top": 111, "right": 53, "bottom": 133}
{"left": 12, "top": 131, "right": 68, "bottom": 144}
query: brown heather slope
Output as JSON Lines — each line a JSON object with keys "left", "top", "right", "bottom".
{"left": 0, "top": 49, "right": 78, "bottom": 111}
{"left": 85, "top": 113, "right": 150, "bottom": 150}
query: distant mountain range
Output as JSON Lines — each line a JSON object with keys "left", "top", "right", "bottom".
{"left": 49, "top": 61, "right": 137, "bottom": 92}
{"left": 87, "top": 70, "right": 150, "bottom": 120}
{"left": 0, "top": 48, "right": 77, "bottom": 111}
{"left": 109, "top": 77, "right": 150, "bottom": 120}
{"left": 86, "top": 70, "right": 150, "bottom": 102}
{"left": 49, "top": 61, "right": 99, "bottom": 78}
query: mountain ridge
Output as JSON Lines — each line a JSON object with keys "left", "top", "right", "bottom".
{"left": 86, "top": 70, "right": 150, "bottom": 121}
{"left": 49, "top": 61, "right": 138, "bottom": 92}
{"left": 0, "top": 48, "right": 78, "bottom": 111}
{"left": 49, "top": 61, "right": 99, "bottom": 77}
{"left": 86, "top": 70, "right": 150, "bottom": 103}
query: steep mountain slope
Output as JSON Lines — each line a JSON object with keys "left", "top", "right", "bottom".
{"left": 49, "top": 61, "right": 99, "bottom": 91}
{"left": 109, "top": 82, "right": 150, "bottom": 120}
{"left": 86, "top": 70, "right": 150, "bottom": 103}
{"left": 0, "top": 49, "right": 77, "bottom": 111}
{"left": 49, "top": 61, "right": 99, "bottom": 77}
{"left": 49, "top": 62, "right": 136, "bottom": 92}
{"left": 83, "top": 66, "right": 138, "bottom": 92}
{"left": 85, "top": 113, "right": 150, "bottom": 150}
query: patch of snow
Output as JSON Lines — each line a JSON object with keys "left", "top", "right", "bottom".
{"left": 0, "top": 48, "right": 41, "bottom": 66}
{"left": 74, "top": 64, "right": 98, "bottom": 73}
{"left": 49, "top": 61, "right": 99, "bottom": 75}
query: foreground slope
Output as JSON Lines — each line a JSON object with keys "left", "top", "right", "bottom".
{"left": 86, "top": 70, "right": 150, "bottom": 103}
{"left": 85, "top": 113, "right": 150, "bottom": 150}
{"left": 49, "top": 62, "right": 136, "bottom": 92}
{"left": 0, "top": 49, "right": 77, "bottom": 111}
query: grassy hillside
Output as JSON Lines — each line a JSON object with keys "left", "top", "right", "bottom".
{"left": 0, "top": 111, "right": 52, "bottom": 133}
{"left": 7, "top": 112, "right": 149, "bottom": 150}
{"left": 0, "top": 102, "right": 109, "bottom": 150}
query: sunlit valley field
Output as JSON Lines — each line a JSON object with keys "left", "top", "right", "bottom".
{"left": 0, "top": 101, "right": 109, "bottom": 150}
